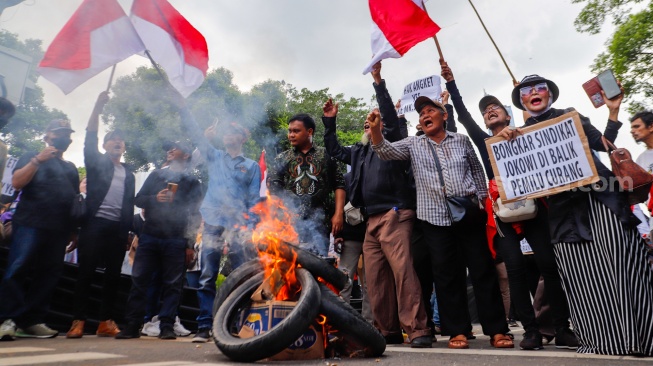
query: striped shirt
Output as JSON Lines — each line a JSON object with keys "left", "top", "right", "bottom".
{"left": 372, "top": 132, "right": 488, "bottom": 226}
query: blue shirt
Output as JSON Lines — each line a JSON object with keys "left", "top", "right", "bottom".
{"left": 181, "top": 108, "right": 261, "bottom": 228}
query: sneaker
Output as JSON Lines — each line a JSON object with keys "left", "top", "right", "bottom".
{"left": 383, "top": 333, "right": 405, "bottom": 345}
{"left": 508, "top": 318, "right": 519, "bottom": 327}
{"left": 173, "top": 317, "right": 191, "bottom": 337}
{"left": 519, "top": 330, "right": 544, "bottom": 350}
{"left": 141, "top": 316, "right": 160, "bottom": 337}
{"left": 159, "top": 327, "right": 176, "bottom": 340}
{"left": 66, "top": 320, "right": 85, "bottom": 339}
{"left": 555, "top": 327, "right": 579, "bottom": 350}
{"left": 410, "top": 335, "right": 433, "bottom": 348}
{"left": 97, "top": 319, "right": 120, "bottom": 337}
{"left": 192, "top": 328, "right": 211, "bottom": 343}
{"left": 433, "top": 325, "right": 442, "bottom": 335}
{"left": 115, "top": 323, "right": 141, "bottom": 339}
{"left": 15, "top": 324, "right": 58, "bottom": 338}
{"left": 0, "top": 319, "right": 16, "bottom": 341}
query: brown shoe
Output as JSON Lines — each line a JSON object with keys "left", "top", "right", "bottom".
{"left": 97, "top": 320, "right": 120, "bottom": 337}
{"left": 66, "top": 320, "right": 85, "bottom": 339}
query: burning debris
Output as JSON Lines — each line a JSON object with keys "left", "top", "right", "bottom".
{"left": 211, "top": 194, "right": 386, "bottom": 362}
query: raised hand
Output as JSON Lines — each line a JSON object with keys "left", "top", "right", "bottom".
{"left": 322, "top": 98, "right": 339, "bottom": 118}
{"left": 440, "top": 60, "right": 454, "bottom": 82}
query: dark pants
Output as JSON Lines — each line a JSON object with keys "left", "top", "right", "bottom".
{"left": 73, "top": 217, "right": 124, "bottom": 321}
{"left": 0, "top": 225, "right": 69, "bottom": 327}
{"left": 420, "top": 207, "right": 508, "bottom": 337}
{"left": 125, "top": 233, "right": 186, "bottom": 330}
{"left": 493, "top": 201, "right": 571, "bottom": 332}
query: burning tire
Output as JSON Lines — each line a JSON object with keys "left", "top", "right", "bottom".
{"left": 213, "top": 267, "right": 321, "bottom": 362}
{"left": 211, "top": 259, "right": 263, "bottom": 318}
{"left": 318, "top": 283, "right": 386, "bottom": 357}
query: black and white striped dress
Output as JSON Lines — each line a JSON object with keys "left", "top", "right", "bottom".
{"left": 554, "top": 194, "right": 653, "bottom": 355}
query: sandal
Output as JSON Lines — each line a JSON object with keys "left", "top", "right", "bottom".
{"left": 448, "top": 334, "right": 469, "bottom": 349}
{"left": 490, "top": 333, "right": 514, "bottom": 348}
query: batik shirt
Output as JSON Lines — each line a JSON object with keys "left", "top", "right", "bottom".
{"left": 268, "top": 145, "right": 345, "bottom": 221}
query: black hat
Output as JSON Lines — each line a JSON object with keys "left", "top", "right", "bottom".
{"left": 103, "top": 129, "right": 125, "bottom": 143}
{"left": 478, "top": 95, "right": 507, "bottom": 115}
{"left": 414, "top": 96, "right": 446, "bottom": 114}
{"left": 45, "top": 119, "right": 75, "bottom": 133}
{"left": 511, "top": 74, "right": 559, "bottom": 110}
{"left": 162, "top": 140, "right": 192, "bottom": 155}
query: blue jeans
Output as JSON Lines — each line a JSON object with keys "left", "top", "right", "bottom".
{"left": 0, "top": 225, "right": 69, "bottom": 327}
{"left": 124, "top": 233, "right": 186, "bottom": 329}
{"left": 430, "top": 289, "right": 440, "bottom": 326}
{"left": 196, "top": 224, "right": 251, "bottom": 330}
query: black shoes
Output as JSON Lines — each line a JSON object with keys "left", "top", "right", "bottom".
{"left": 555, "top": 327, "right": 579, "bottom": 350}
{"left": 384, "top": 333, "right": 405, "bottom": 345}
{"left": 158, "top": 327, "right": 176, "bottom": 340}
{"left": 115, "top": 323, "right": 141, "bottom": 339}
{"left": 520, "top": 330, "right": 544, "bottom": 350}
{"left": 410, "top": 335, "right": 433, "bottom": 348}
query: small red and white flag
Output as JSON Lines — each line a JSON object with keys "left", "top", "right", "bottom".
{"left": 258, "top": 149, "right": 267, "bottom": 198}
{"left": 38, "top": 0, "right": 145, "bottom": 94}
{"left": 362, "top": 0, "right": 440, "bottom": 74}
{"left": 130, "top": 0, "right": 209, "bottom": 97}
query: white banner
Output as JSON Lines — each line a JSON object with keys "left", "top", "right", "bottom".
{"left": 486, "top": 112, "right": 599, "bottom": 202}
{"left": 1, "top": 156, "right": 18, "bottom": 197}
{"left": 398, "top": 75, "right": 442, "bottom": 115}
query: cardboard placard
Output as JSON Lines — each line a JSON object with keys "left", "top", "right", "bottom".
{"left": 485, "top": 111, "right": 599, "bottom": 203}
{"left": 398, "top": 75, "right": 442, "bottom": 115}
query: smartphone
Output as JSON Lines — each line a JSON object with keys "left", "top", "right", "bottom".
{"left": 597, "top": 69, "right": 621, "bottom": 100}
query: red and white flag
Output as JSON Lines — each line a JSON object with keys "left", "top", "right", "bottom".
{"left": 362, "top": 0, "right": 440, "bottom": 74}
{"left": 258, "top": 149, "right": 267, "bottom": 198}
{"left": 130, "top": 0, "right": 209, "bottom": 97}
{"left": 38, "top": 0, "right": 145, "bottom": 94}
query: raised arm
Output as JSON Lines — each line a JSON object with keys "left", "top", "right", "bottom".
{"left": 602, "top": 85, "right": 625, "bottom": 143}
{"left": 85, "top": 92, "right": 109, "bottom": 166}
{"left": 322, "top": 98, "right": 352, "bottom": 165}
{"left": 168, "top": 87, "right": 216, "bottom": 159}
{"left": 368, "top": 109, "right": 411, "bottom": 161}
{"left": 371, "top": 62, "right": 402, "bottom": 142}
{"left": 442, "top": 90, "right": 457, "bottom": 133}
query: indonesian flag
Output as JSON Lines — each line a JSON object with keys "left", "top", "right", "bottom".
{"left": 362, "top": 0, "right": 440, "bottom": 74}
{"left": 130, "top": 0, "right": 209, "bottom": 97}
{"left": 258, "top": 149, "right": 267, "bottom": 198}
{"left": 37, "top": 0, "right": 145, "bottom": 94}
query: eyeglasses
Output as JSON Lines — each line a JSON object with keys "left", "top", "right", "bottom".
{"left": 520, "top": 82, "right": 548, "bottom": 97}
{"left": 483, "top": 105, "right": 502, "bottom": 115}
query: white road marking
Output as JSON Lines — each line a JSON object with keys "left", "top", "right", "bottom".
{"left": 0, "top": 347, "right": 53, "bottom": 354}
{"left": 0, "top": 352, "right": 124, "bottom": 365}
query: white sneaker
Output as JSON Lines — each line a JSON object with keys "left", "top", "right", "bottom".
{"left": 173, "top": 317, "right": 191, "bottom": 337}
{"left": 141, "top": 315, "right": 160, "bottom": 337}
{"left": 15, "top": 323, "right": 58, "bottom": 338}
{"left": 0, "top": 319, "right": 16, "bottom": 341}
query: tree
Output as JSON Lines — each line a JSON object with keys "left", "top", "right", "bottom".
{"left": 0, "top": 30, "right": 68, "bottom": 157}
{"left": 572, "top": 0, "right": 653, "bottom": 111}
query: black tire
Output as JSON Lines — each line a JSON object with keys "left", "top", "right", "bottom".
{"left": 213, "top": 268, "right": 321, "bottom": 362}
{"left": 257, "top": 242, "right": 350, "bottom": 291}
{"left": 211, "top": 259, "right": 263, "bottom": 317}
{"left": 318, "top": 283, "right": 386, "bottom": 357}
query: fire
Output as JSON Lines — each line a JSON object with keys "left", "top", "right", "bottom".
{"left": 248, "top": 194, "right": 300, "bottom": 301}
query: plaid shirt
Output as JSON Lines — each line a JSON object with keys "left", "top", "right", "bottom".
{"left": 372, "top": 132, "right": 488, "bottom": 226}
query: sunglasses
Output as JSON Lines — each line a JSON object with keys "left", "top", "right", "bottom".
{"left": 519, "top": 82, "right": 548, "bottom": 97}
{"left": 483, "top": 105, "right": 502, "bottom": 115}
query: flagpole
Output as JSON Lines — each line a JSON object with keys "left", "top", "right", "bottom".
{"left": 106, "top": 64, "right": 117, "bottom": 92}
{"left": 467, "top": 0, "right": 517, "bottom": 84}
{"left": 421, "top": 1, "right": 444, "bottom": 62}
{"left": 144, "top": 50, "right": 168, "bottom": 82}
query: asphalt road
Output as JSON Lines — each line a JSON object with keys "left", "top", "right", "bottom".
{"left": 1, "top": 326, "right": 651, "bottom": 366}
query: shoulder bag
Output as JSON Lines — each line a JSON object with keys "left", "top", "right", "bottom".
{"left": 601, "top": 136, "right": 653, "bottom": 204}
{"left": 492, "top": 196, "right": 537, "bottom": 223}
{"left": 427, "top": 142, "right": 477, "bottom": 224}
{"left": 344, "top": 201, "right": 364, "bottom": 226}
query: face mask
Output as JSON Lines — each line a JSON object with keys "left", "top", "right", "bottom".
{"left": 51, "top": 137, "right": 72, "bottom": 151}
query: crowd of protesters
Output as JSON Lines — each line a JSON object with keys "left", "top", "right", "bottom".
{"left": 0, "top": 59, "right": 652, "bottom": 358}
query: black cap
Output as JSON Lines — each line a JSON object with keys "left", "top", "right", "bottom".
{"left": 478, "top": 95, "right": 507, "bottom": 115}
{"left": 162, "top": 140, "right": 192, "bottom": 155}
{"left": 511, "top": 74, "right": 559, "bottom": 110}
{"left": 103, "top": 129, "right": 125, "bottom": 143}
{"left": 45, "top": 119, "right": 75, "bottom": 133}
{"left": 414, "top": 96, "right": 446, "bottom": 114}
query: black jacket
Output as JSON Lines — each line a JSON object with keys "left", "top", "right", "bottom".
{"left": 84, "top": 131, "right": 135, "bottom": 242}
{"left": 524, "top": 108, "right": 638, "bottom": 243}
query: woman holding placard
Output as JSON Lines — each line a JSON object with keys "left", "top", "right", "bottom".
{"left": 499, "top": 75, "right": 653, "bottom": 356}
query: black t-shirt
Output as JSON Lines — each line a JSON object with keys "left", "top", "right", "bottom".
{"left": 12, "top": 152, "right": 79, "bottom": 232}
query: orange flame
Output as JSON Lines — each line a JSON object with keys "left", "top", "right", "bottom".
{"left": 248, "top": 194, "right": 300, "bottom": 300}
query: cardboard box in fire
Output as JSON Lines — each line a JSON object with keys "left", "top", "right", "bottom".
{"left": 237, "top": 299, "right": 324, "bottom": 360}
